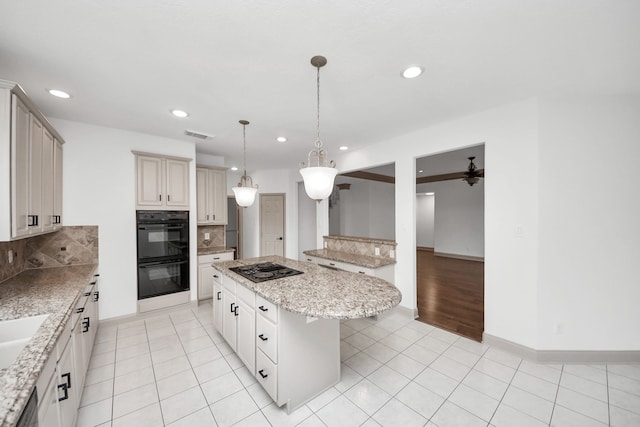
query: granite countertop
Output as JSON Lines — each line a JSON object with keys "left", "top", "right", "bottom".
{"left": 0, "top": 264, "right": 98, "bottom": 427}
{"left": 213, "top": 256, "right": 401, "bottom": 319}
{"left": 197, "top": 246, "right": 235, "bottom": 256}
{"left": 323, "top": 235, "right": 397, "bottom": 246}
{"left": 303, "top": 249, "right": 396, "bottom": 268}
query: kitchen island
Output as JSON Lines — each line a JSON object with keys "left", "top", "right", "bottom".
{"left": 211, "top": 255, "right": 401, "bottom": 413}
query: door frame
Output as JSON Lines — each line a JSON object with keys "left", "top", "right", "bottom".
{"left": 259, "top": 193, "right": 286, "bottom": 257}
{"left": 227, "top": 196, "right": 242, "bottom": 259}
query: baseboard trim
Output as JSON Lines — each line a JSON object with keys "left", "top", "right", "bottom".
{"left": 483, "top": 333, "right": 640, "bottom": 363}
{"left": 434, "top": 251, "right": 484, "bottom": 262}
{"left": 417, "top": 246, "right": 434, "bottom": 252}
{"left": 100, "top": 298, "right": 198, "bottom": 327}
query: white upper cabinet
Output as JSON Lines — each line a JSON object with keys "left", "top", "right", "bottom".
{"left": 135, "top": 153, "right": 190, "bottom": 210}
{"left": 196, "top": 166, "right": 227, "bottom": 224}
{"left": 0, "top": 80, "right": 65, "bottom": 241}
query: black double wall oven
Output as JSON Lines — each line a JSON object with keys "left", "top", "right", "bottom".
{"left": 136, "top": 211, "right": 189, "bottom": 300}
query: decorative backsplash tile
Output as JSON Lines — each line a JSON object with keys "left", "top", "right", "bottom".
{"left": 197, "top": 225, "right": 225, "bottom": 248}
{"left": 26, "top": 226, "right": 99, "bottom": 268}
{"left": 0, "top": 239, "right": 27, "bottom": 283}
{"left": 324, "top": 235, "right": 396, "bottom": 258}
{"left": 0, "top": 226, "right": 99, "bottom": 284}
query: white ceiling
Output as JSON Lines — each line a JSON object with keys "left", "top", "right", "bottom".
{"left": 1, "top": 1, "right": 638, "bottom": 172}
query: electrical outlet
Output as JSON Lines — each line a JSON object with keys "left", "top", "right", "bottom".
{"left": 374, "top": 247, "right": 380, "bottom": 256}
{"left": 7, "top": 249, "right": 13, "bottom": 264}
{"left": 324, "top": 241, "right": 328, "bottom": 249}
{"left": 204, "top": 232, "right": 210, "bottom": 240}
{"left": 389, "top": 249, "right": 395, "bottom": 258}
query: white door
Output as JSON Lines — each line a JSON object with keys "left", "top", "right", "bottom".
{"left": 260, "top": 194, "right": 285, "bottom": 256}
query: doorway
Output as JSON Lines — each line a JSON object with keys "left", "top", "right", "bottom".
{"left": 260, "top": 193, "right": 285, "bottom": 256}
{"left": 415, "top": 145, "right": 485, "bottom": 341}
{"left": 227, "top": 196, "right": 242, "bottom": 259}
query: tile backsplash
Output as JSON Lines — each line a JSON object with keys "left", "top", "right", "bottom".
{"left": 197, "top": 225, "right": 225, "bottom": 248}
{"left": 324, "top": 235, "right": 397, "bottom": 258}
{"left": 0, "top": 226, "right": 99, "bottom": 283}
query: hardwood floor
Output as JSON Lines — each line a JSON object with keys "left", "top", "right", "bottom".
{"left": 416, "top": 249, "right": 484, "bottom": 342}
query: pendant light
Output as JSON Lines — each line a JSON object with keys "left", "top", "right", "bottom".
{"left": 232, "top": 120, "right": 258, "bottom": 207}
{"left": 299, "top": 55, "right": 338, "bottom": 201}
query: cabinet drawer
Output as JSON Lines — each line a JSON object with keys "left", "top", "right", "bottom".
{"left": 236, "top": 283, "right": 255, "bottom": 306}
{"left": 256, "top": 349, "right": 277, "bottom": 401}
{"left": 256, "top": 295, "right": 277, "bottom": 324}
{"left": 55, "top": 316, "right": 72, "bottom": 362}
{"left": 212, "top": 270, "right": 223, "bottom": 285}
{"left": 212, "top": 252, "right": 234, "bottom": 262}
{"left": 256, "top": 315, "right": 278, "bottom": 363}
{"left": 223, "top": 276, "right": 235, "bottom": 293}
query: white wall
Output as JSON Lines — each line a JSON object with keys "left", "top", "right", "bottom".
{"left": 536, "top": 94, "right": 640, "bottom": 350}
{"left": 331, "top": 179, "right": 395, "bottom": 240}
{"left": 417, "top": 180, "right": 485, "bottom": 257}
{"left": 232, "top": 168, "right": 299, "bottom": 260}
{"left": 339, "top": 98, "right": 540, "bottom": 348}
{"left": 416, "top": 194, "right": 434, "bottom": 248}
{"left": 298, "top": 182, "right": 317, "bottom": 260}
{"left": 52, "top": 119, "right": 198, "bottom": 320}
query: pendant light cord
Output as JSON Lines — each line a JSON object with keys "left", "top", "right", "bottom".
{"left": 243, "top": 123, "right": 247, "bottom": 176}
{"left": 316, "top": 64, "right": 322, "bottom": 149}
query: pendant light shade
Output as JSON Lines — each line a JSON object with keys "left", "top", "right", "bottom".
{"left": 232, "top": 120, "right": 258, "bottom": 207}
{"left": 299, "top": 55, "right": 337, "bottom": 201}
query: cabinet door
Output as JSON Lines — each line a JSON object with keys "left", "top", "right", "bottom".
{"left": 136, "top": 156, "right": 163, "bottom": 207}
{"left": 38, "top": 374, "right": 61, "bottom": 427}
{"left": 209, "top": 169, "right": 228, "bottom": 225}
{"left": 236, "top": 298, "right": 255, "bottom": 374}
{"left": 196, "top": 168, "right": 208, "bottom": 223}
{"left": 29, "top": 114, "right": 43, "bottom": 234}
{"left": 165, "top": 159, "right": 189, "bottom": 207}
{"left": 198, "top": 264, "right": 215, "bottom": 300}
{"left": 213, "top": 282, "right": 223, "bottom": 334}
{"left": 11, "top": 95, "right": 30, "bottom": 237}
{"left": 222, "top": 288, "right": 237, "bottom": 350}
{"left": 56, "top": 338, "right": 77, "bottom": 427}
{"left": 53, "top": 139, "right": 63, "bottom": 229}
{"left": 41, "top": 128, "right": 55, "bottom": 232}
{"left": 71, "top": 315, "right": 87, "bottom": 397}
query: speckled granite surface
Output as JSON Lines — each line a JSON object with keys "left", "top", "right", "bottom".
{"left": 0, "top": 264, "right": 98, "bottom": 427}
{"left": 303, "top": 249, "right": 396, "bottom": 268}
{"left": 213, "top": 256, "right": 401, "bottom": 319}
{"left": 324, "top": 235, "right": 396, "bottom": 245}
{"left": 197, "top": 246, "right": 235, "bottom": 256}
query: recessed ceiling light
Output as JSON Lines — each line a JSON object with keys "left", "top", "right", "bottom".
{"left": 171, "top": 109, "right": 189, "bottom": 118}
{"left": 425, "top": 192, "right": 434, "bottom": 196}
{"left": 231, "top": 166, "right": 238, "bottom": 171}
{"left": 276, "top": 136, "right": 287, "bottom": 142}
{"left": 48, "top": 89, "right": 70, "bottom": 99}
{"left": 339, "top": 146, "right": 349, "bottom": 151}
{"left": 402, "top": 66, "right": 424, "bottom": 79}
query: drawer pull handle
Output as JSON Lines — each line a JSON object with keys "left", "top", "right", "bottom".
{"left": 214, "top": 257, "right": 220, "bottom": 260}
{"left": 258, "top": 334, "right": 268, "bottom": 341}
{"left": 306, "top": 258, "right": 312, "bottom": 262}
{"left": 93, "top": 291, "right": 100, "bottom": 302}
{"left": 230, "top": 302, "right": 236, "bottom": 313}
{"left": 62, "top": 372, "right": 71, "bottom": 389}
{"left": 358, "top": 271, "right": 365, "bottom": 274}
{"left": 82, "top": 317, "right": 90, "bottom": 333}
{"left": 75, "top": 307, "right": 84, "bottom": 314}
{"left": 213, "top": 274, "right": 219, "bottom": 279}
{"left": 84, "top": 292, "right": 91, "bottom": 297}
{"left": 329, "top": 262, "right": 336, "bottom": 266}
{"left": 58, "top": 383, "right": 69, "bottom": 401}
{"left": 217, "top": 291, "right": 222, "bottom": 300}
{"left": 234, "top": 306, "right": 239, "bottom": 316}
{"left": 258, "top": 305, "right": 268, "bottom": 312}
{"left": 258, "top": 369, "right": 268, "bottom": 379}
{"left": 90, "top": 280, "right": 97, "bottom": 285}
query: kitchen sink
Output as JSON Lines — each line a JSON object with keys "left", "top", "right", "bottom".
{"left": 0, "top": 314, "right": 49, "bottom": 369}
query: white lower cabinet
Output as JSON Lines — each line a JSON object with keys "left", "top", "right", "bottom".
{"left": 305, "top": 255, "right": 395, "bottom": 283}
{"left": 36, "top": 272, "right": 100, "bottom": 427}
{"left": 214, "top": 272, "right": 340, "bottom": 413}
{"left": 198, "top": 252, "right": 234, "bottom": 301}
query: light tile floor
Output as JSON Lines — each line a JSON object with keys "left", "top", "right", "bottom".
{"left": 77, "top": 303, "right": 640, "bottom": 426}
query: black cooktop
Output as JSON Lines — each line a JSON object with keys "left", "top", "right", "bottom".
{"left": 229, "top": 262, "right": 304, "bottom": 283}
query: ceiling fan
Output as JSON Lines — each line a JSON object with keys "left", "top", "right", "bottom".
{"left": 462, "top": 156, "right": 484, "bottom": 186}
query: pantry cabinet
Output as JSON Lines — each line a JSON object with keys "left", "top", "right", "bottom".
{"left": 196, "top": 167, "right": 227, "bottom": 225}
{"left": 0, "top": 80, "right": 65, "bottom": 240}
{"left": 135, "top": 153, "right": 190, "bottom": 210}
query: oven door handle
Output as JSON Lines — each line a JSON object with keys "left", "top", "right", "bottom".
{"left": 139, "top": 259, "right": 188, "bottom": 268}
{"left": 138, "top": 225, "right": 185, "bottom": 231}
